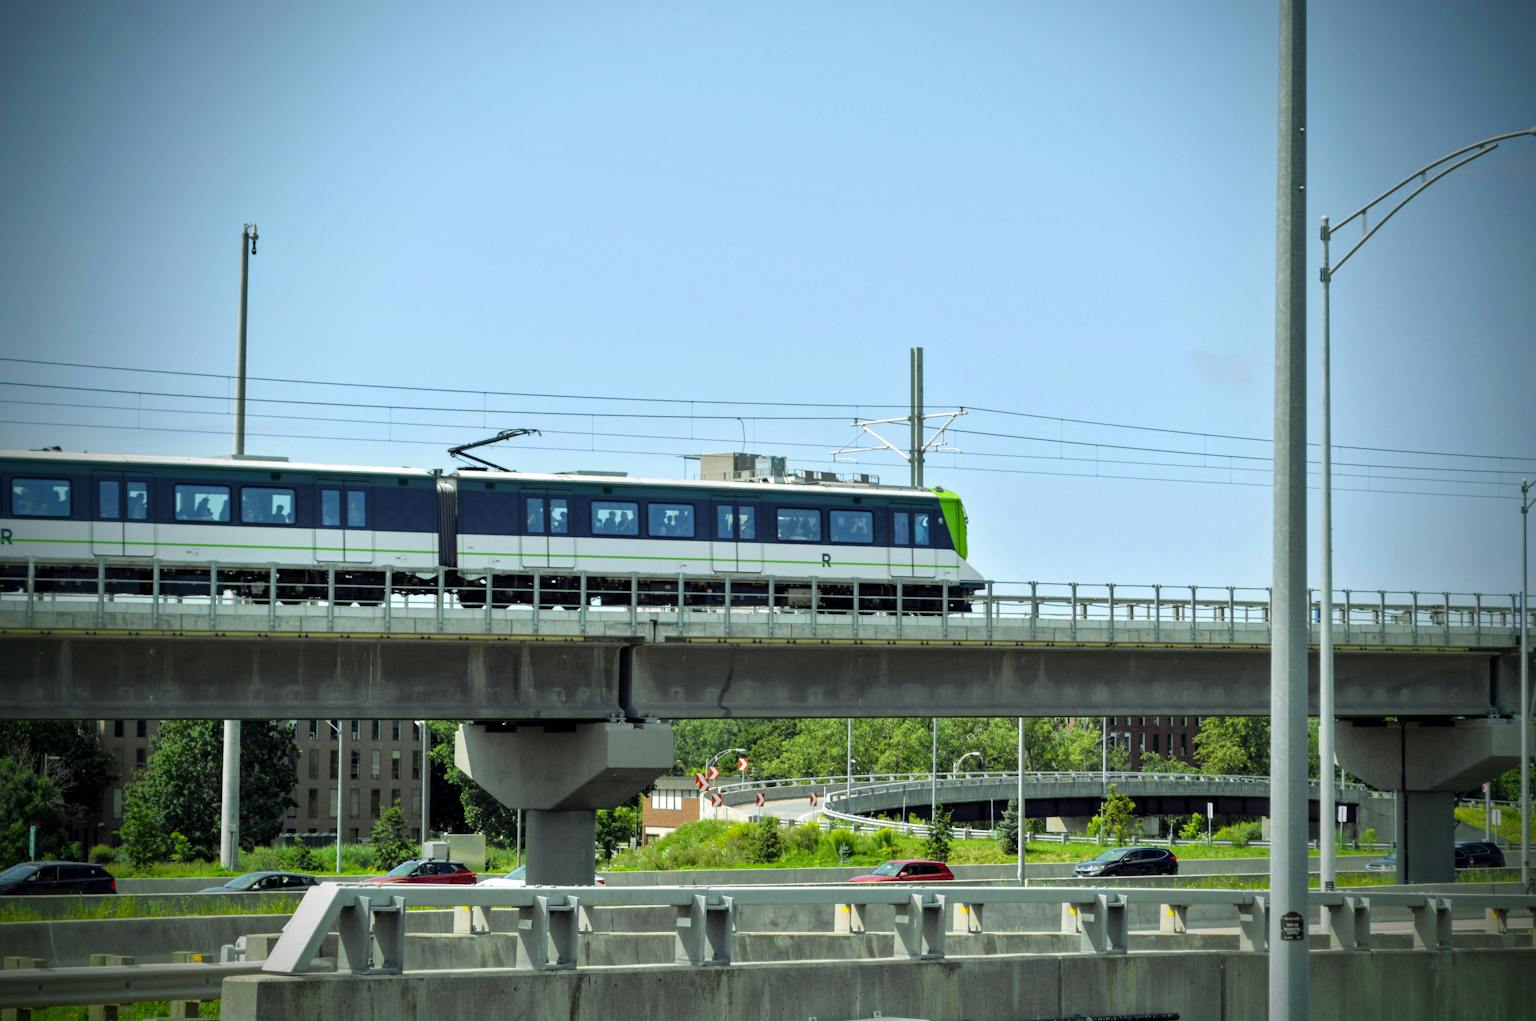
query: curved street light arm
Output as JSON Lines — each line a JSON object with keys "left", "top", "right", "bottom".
{"left": 1328, "top": 144, "right": 1502, "bottom": 278}
{"left": 1326, "top": 128, "right": 1535, "bottom": 241}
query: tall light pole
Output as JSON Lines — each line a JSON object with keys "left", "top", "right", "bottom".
{"left": 952, "top": 751, "right": 982, "bottom": 774}
{"left": 930, "top": 718, "right": 938, "bottom": 819}
{"left": 221, "top": 223, "right": 259, "bottom": 872}
{"left": 846, "top": 719, "right": 854, "bottom": 805}
{"left": 325, "top": 720, "right": 345, "bottom": 874}
{"left": 1317, "top": 128, "right": 1535, "bottom": 893}
{"left": 1521, "top": 480, "right": 1533, "bottom": 893}
{"left": 419, "top": 721, "right": 430, "bottom": 845}
{"left": 1017, "top": 717, "right": 1027, "bottom": 886}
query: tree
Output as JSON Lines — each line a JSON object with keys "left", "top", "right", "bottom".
{"left": 1137, "top": 751, "right": 1199, "bottom": 775}
{"left": 0, "top": 722, "right": 117, "bottom": 846}
{"left": 924, "top": 809, "right": 954, "bottom": 862}
{"left": 1193, "top": 717, "right": 1270, "bottom": 775}
{"left": 1178, "top": 812, "right": 1206, "bottom": 842}
{"left": 369, "top": 805, "right": 417, "bottom": 872}
{"left": 745, "top": 813, "right": 781, "bottom": 865}
{"left": 997, "top": 797, "right": 1021, "bottom": 854}
{"left": 1088, "top": 784, "right": 1137, "bottom": 846}
{"left": 596, "top": 803, "right": 639, "bottom": 862}
{"left": 0, "top": 756, "right": 70, "bottom": 864}
{"left": 122, "top": 720, "right": 297, "bottom": 860}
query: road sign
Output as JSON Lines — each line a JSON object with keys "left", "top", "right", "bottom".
{"left": 694, "top": 773, "right": 709, "bottom": 791}
{"left": 707, "top": 765, "right": 720, "bottom": 781}
{"left": 1280, "top": 911, "right": 1305, "bottom": 941}
{"left": 808, "top": 791, "right": 819, "bottom": 806}
{"left": 1492, "top": 808, "right": 1503, "bottom": 827}
{"left": 1337, "top": 804, "right": 1348, "bottom": 824}
{"left": 709, "top": 791, "right": 723, "bottom": 807}
{"left": 737, "top": 757, "right": 750, "bottom": 773}
{"left": 754, "top": 792, "right": 765, "bottom": 807}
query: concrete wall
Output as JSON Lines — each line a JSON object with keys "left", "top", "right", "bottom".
{"left": 220, "top": 948, "right": 1536, "bottom": 1021}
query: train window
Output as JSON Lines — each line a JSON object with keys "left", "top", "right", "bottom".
{"left": 647, "top": 503, "right": 695, "bottom": 538}
{"left": 893, "top": 512, "right": 910, "bottom": 546}
{"left": 11, "top": 478, "right": 70, "bottom": 518}
{"left": 591, "top": 501, "right": 639, "bottom": 536}
{"left": 175, "top": 484, "right": 230, "bottom": 522}
{"left": 913, "top": 511, "right": 931, "bottom": 546}
{"left": 526, "top": 497, "right": 545, "bottom": 534}
{"left": 321, "top": 489, "right": 342, "bottom": 527}
{"left": 829, "top": 510, "right": 873, "bottom": 544}
{"left": 550, "top": 498, "right": 568, "bottom": 535}
{"left": 716, "top": 506, "right": 757, "bottom": 540}
{"left": 241, "top": 487, "right": 296, "bottom": 525}
{"left": 126, "top": 482, "right": 148, "bottom": 521}
{"left": 347, "top": 491, "right": 367, "bottom": 528}
{"left": 776, "top": 508, "right": 821, "bottom": 543}
{"left": 99, "top": 480, "right": 120, "bottom": 520}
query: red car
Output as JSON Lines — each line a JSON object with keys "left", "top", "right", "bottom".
{"left": 362, "top": 859, "right": 477, "bottom": 885}
{"left": 849, "top": 859, "right": 955, "bottom": 883}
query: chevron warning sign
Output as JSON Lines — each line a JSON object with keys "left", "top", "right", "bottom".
{"left": 754, "top": 792, "right": 765, "bottom": 807}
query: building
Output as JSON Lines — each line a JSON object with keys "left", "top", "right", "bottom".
{"left": 640, "top": 775, "right": 704, "bottom": 843}
{"left": 1106, "top": 715, "right": 1203, "bottom": 771}
{"left": 94, "top": 718, "right": 429, "bottom": 846}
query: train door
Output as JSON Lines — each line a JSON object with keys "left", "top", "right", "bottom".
{"left": 91, "top": 473, "right": 154, "bottom": 557}
{"left": 520, "top": 492, "right": 575, "bottom": 569}
{"left": 911, "top": 507, "right": 937, "bottom": 578}
{"left": 710, "top": 501, "right": 761, "bottom": 573}
{"left": 315, "top": 482, "right": 374, "bottom": 564}
{"left": 888, "top": 508, "right": 937, "bottom": 578}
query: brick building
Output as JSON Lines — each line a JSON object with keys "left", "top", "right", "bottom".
{"left": 640, "top": 775, "right": 704, "bottom": 843}
{"left": 1106, "top": 715, "right": 1204, "bottom": 771}
{"left": 93, "top": 718, "right": 428, "bottom": 846}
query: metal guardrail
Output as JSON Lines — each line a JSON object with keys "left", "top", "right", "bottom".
{"left": 1, "top": 557, "right": 1527, "bottom": 648}
{"left": 244, "top": 882, "right": 1536, "bottom": 977}
{"left": 0, "top": 961, "right": 261, "bottom": 1010}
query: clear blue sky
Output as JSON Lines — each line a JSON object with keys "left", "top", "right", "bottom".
{"left": 2, "top": 1, "right": 1532, "bottom": 595}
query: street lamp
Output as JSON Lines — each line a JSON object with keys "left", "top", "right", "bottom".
{"left": 1318, "top": 127, "right": 1536, "bottom": 892}
{"left": 1521, "top": 480, "right": 1533, "bottom": 893}
{"left": 323, "top": 720, "right": 346, "bottom": 875}
{"left": 952, "top": 751, "right": 983, "bottom": 775}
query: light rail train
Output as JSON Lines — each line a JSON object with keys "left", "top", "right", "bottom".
{"left": 0, "top": 450, "right": 985, "bottom": 611}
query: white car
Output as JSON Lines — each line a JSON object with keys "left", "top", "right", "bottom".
{"left": 478, "top": 864, "right": 605, "bottom": 888}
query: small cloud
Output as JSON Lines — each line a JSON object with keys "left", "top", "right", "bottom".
{"left": 1189, "top": 348, "right": 1253, "bottom": 386}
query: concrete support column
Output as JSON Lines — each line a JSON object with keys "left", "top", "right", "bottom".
{"left": 1337, "top": 718, "right": 1520, "bottom": 883}
{"left": 454, "top": 721, "right": 674, "bottom": 886}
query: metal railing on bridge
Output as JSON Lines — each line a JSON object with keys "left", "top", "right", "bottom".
{"left": 2, "top": 557, "right": 1526, "bottom": 649}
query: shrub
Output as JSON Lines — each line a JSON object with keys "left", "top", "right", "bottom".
{"left": 785, "top": 823, "right": 821, "bottom": 855}
{"left": 369, "top": 807, "right": 418, "bottom": 872}
{"left": 1213, "top": 822, "right": 1262, "bottom": 848}
{"left": 873, "top": 827, "right": 899, "bottom": 851}
{"left": 924, "top": 810, "right": 953, "bottom": 863}
{"left": 746, "top": 815, "right": 782, "bottom": 864}
{"left": 88, "top": 844, "right": 117, "bottom": 865}
{"left": 1179, "top": 813, "right": 1205, "bottom": 842}
{"left": 285, "top": 843, "right": 321, "bottom": 873}
{"left": 823, "top": 829, "right": 857, "bottom": 861}
{"left": 1360, "top": 827, "right": 1377, "bottom": 849}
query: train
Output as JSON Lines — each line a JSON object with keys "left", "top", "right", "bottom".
{"left": 0, "top": 449, "right": 985, "bottom": 611}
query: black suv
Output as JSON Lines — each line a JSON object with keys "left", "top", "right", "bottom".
{"left": 0, "top": 861, "right": 116, "bottom": 895}
{"left": 1454, "top": 841, "right": 1506, "bottom": 869}
{"left": 1073, "top": 846, "right": 1179, "bottom": 878}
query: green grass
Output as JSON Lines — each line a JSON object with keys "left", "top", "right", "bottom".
{"left": 29, "top": 1003, "right": 218, "bottom": 1020}
{"left": 0, "top": 894, "right": 303, "bottom": 924}
{"left": 1454, "top": 805, "right": 1533, "bottom": 847}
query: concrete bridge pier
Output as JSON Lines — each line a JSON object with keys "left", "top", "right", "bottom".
{"left": 1337, "top": 718, "right": 1520, "bottom": 883}
{"left": 454, "top": 721, "right": 675, "bottom": 885}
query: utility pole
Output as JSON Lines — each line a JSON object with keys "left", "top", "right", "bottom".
{"left": 1270, "top": 0, "right": 1309, "bottom": 1016}
{"left": 1017, "top": 716, "right": 1026, "bottom": 886}
{"left": 910, "top": 347, "right": 924, "bottom": 488}
{"left": 221, "top": 222, "right": 258, "bottom": 872}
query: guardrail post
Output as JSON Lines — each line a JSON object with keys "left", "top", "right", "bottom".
{"left": 326, "top": 566, "right": 336, "bottom": 631}
{"left": 1159, "top": 903, "right": 1188, "bottom": 934}
{"left": 1442, "top": 591, "right": 1450, "bottom": 645}
{"left": 1107, "top": 583, "right": 1116, "bottom": 644}
{"left": 810, "top": 578, "right": 819, "bottom": 637}
{"left": 951, "top": 899, "right": 984, "bottom": 934}
{"left": 579, "top": 573, "right": 588, "bottom": 635}
{"left": 95, "top": 558, "right": 105, "bottom": 628}
{"left": 1153, "top": 583, "right": 1161, "bottom": 641}
{"left": 1410, "top": 896, "right": 1452, "bottom": 951}
{"left": 25, "top": 557, "right": 36, "bottom": 628}
{"left": 532, "top": 572, "right": 541, "bottom": 634}
{"left": 852, "top": 579, "right": 859, "bottom": 639}
{"left": 1410, "top": 591, "right": 1420, "bottom": 645}
{"left": 334, "top": 897, "right": 372, "bottom": 974}
{"left": 88, "top": 953, "right": 134, "bottom": 1021}
{"left": 383, "top": 566, "right": 393, "bottom": 632}
{"left": 483, "top": 570, "right": 495, "bottom": 632}
{"left": 268, "top": 564, "right": 278, "bottom": 630}
{"left": 1029, "top": 580, "right": 1038, "bottom": 641}
{"left": 630, "top": 574, "right": 638, "bottom": 632}
{"left": 984, "top": 580, "right": 993, "bottom": 641}
{"left": 674, "top": 893, "right": 733, "bottom": 966}
{"left": 766, "top": 577, "right": 775, "bottom": 637}
{"left": 436, "top": 569, "right": 445, "bottom": 633}
{"left": 676, "top": 572, "right": 686, "bottom": 633}
{"left": 208, "top": 562, "right": 218, "bottom": 629}
{"left": 2, "top": 955, "right": 43, "bottom": 1021}
{"left": 1378, "top": 590, "right": 1387, "bottom": 644}
{"left": 1227, "top": 586, "right": 1236, "bottom": 643}
{"left": 1189, "top": 585, "right": 1198, "bottom": 643}
{"left": 166, "top": 951, "right": 209, "bottom": 1017}
{"left": 1474, "top": 592, "right": 1482, "bottom": 644}
{"left": 1325, "top": 896, "right": 1370, "bottom": 951}
{"left": 1238, "top": 895, "right": 1268, "bottom": 951}
{"left": 724, "top": 576, "right": 732, "bottom": 637}
{"left": 518, "top": 895, "right": 579, "bottom": 971}
{"left": 1343, "top": 588, "right": 1352, "bottom": 640}
{"left": 835, "top": 901, "right": 868, "bottom": 934}
{"left": 1069, "top": 582, "right": 1078, "bottom": 641}
{"left": 1077, "top": 893, "right": 1127, "bottom": 954}
{"left": 1484, "top": 905, "right": 1510, "bottom": 935}
{"left": 893, "top": 892, "right": 945, "bottom": 960}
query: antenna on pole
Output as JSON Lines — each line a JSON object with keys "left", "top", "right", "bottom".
{"left": 447, "top": 428, "right": 541, "bottom": 471}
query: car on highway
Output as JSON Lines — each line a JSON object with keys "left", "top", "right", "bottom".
{"left": 198, "top": 871, "right": 321, "bottom": 894}
{"left": 1072, "top": 846, "right": 1178, "bottom": 879}
{"left": 1455, "top": 841, "right": 1505, "bottom": 869}
{"left": 362, "top": 859, "right": 477, "bottom": 885}
{"left": 0, "top": 861, "right": 116, "bottom": 895}
{"left": 848, "top": 860, "right": 956, "bottom": 883}
{"left": 1364, "top": 851, "right": 1396, "bottom": 872}
{"left": 478, "top": 864, "right": 605, "bottom": 888}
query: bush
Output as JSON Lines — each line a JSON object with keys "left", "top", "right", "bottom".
{"left": 1213, "top": 821, "right": 1262, "bottom": 848}
{"left": 369, "top": 807, "right": 418, "bottom": 872}
{"left": 822, "top": 828, "right": 857, "bottom": 861}
{"left": 784, "top": 823, "right": 820, "bottom": 856}
{"left": 88, "top": 843, "right": 117, "bottom": 865}
{"left": 1359, "top": 827, "right": 1377, "bottom": 849}
{"left": 746, "top": 815, "right": 782, "bottom": 864}
{"left": 924, "top": 810, "right": 953, "bottom": 863}
{"left": 873, "top": 827, "right": 899, "bottom": 851}
{"left": 285, "top": 843, "right": 321, "bottom": 873}
{"left": 1178, "top": 813, "right": 1205, "bottom": 842}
